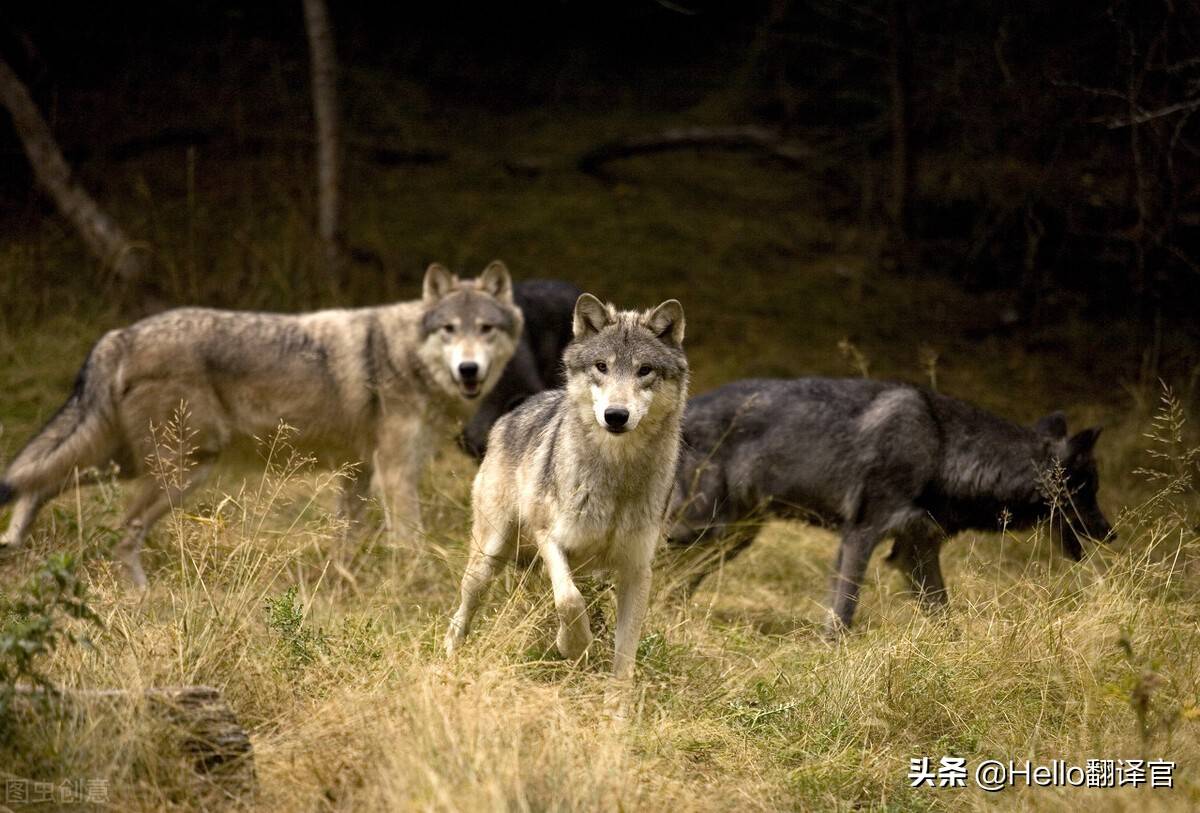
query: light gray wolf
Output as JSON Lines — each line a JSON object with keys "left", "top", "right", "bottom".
{"left": 445, "top": 293, "right": 689, "bottom": 680}
{"left": 666, "top": 377, "right": 1112, "bottom": 635}
{"left": 460, "top": 279, "right": 582, "bottom": 459}
{"left": 0, "top": 261, "right": 523, "bottom": 587}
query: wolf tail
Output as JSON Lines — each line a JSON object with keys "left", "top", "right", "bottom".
{"left": 1, "top": 330, "right": 125, "bottom": 502}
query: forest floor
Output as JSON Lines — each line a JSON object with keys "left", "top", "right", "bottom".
{"left": 1, "top": 81, "right": 1199, "bottom": 810}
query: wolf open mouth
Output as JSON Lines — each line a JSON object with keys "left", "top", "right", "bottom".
{"left": 459, "top": 380, "right": 481, "bottom": 398}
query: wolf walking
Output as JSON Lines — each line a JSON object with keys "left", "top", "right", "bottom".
{"left": 0, "top": 262, "right": 523, "bottom": 587}
{"left": 445, "top": 293, "right": 688, "bottom": 680}
{"left": 667, "top": 378, "right": 1112, "bottom": 634}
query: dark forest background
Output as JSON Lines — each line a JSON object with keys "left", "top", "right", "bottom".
{"left": 2, "top": 1, "right": 1198, "bottom": 388}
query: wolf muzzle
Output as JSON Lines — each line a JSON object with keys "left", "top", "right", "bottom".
{"left": 603, "top": 407, "right": 630, "bottom": 433}
{"left": 458, "top": 361, "right": 482, "bottom": 397}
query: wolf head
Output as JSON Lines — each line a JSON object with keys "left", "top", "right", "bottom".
{"left": 563, "top": 293, "right": 688, "bottom": 437}
{"left": 418, "top": 261, "right": 524, "bottom": 402}
{"left": 1034, "top": 411, "right": 1113, "bottom": 558}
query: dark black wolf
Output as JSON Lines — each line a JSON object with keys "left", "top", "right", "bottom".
{"left": 460, "top": 279, "right": 582, "bottom": 458}
{"left": 667, "top": 378, "right": 1112, "bottom": 634}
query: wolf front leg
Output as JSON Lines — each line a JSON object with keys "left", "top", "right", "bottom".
{"left": 613, "top": 553, "right": 653, "bottom": 681}
{"left": 825, "top": 526, "right": 882, "bottom": 637}
{"left": 374, "top": 418, "right": 431, "bottom": 540}
{"left": 539, "top": 538, "right": 593, "bottom": 661}
{"left": 336, "top": 464, "right": 373, "bottom": 537}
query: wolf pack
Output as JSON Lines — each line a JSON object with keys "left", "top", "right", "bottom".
{"left": 0, "top": 263, "right": 1113, "bottom": 680}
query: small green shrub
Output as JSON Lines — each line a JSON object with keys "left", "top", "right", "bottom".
{"left": 0, "top": 553, "right": 101, "bottom": 738}
{"left": 264, "top": 586, "right": 328, "bottom": 675}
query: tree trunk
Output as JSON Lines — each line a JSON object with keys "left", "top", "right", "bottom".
{"left": 302, "top": 0, "right": 345, "bottom": 278}
{"left": 0, "top": 56, "right": 148, "bottom": 282}
{"left": 887, "top": 0, "right": 915, "bottom": 266}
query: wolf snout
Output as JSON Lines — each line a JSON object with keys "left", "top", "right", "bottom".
{"left": 604, "top": 407, "right": 630, "bottom": 432}
{"left": 1075, "top": 509, "right": 1115, "bottom": 542}
{"left": 455, "top": 361, "right": 483, "bottom": 398}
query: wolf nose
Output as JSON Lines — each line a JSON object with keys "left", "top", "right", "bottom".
{"left": 458, "top": 362, "right": 479, "bottom": 381}
{"left": 604, "top": 407, "right": 630, "bottom": 428}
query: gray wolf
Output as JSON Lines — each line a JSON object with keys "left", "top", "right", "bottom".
{"left": 445, "top": 293, "right": 688, "bottom": 680}
{"left": 460, "top": 279, "right": 582, "bottom": 459}
{"left": 666, "top": 377, "right": 1112, "bottom": 635}
{"left": 0, "top": 261, "right": 523, "bottom": 587}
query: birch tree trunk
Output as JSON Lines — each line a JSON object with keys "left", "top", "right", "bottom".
{"left": 302, "top": 0, "right": 345, "bottom": 277}
{"left": 0, "top": 56, "right": 148, "bottom": 282}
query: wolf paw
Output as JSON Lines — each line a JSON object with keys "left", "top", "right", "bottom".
{"left": 115, "top": 551, "right": 148, "bottom": 590}
{"left": 556, "top": 622, "right": 594, "bottom": 661}
{"left": 821, "top": 612, "right": 851, "bottom": 642}
{"left": 604, "top": 685, "right": 633, "bottom": 723}
{"left": 555, "top": 591, "right": 593, "bottom": 660}
{"left": 444, "top": 623, "right": 465, "bottom": 657}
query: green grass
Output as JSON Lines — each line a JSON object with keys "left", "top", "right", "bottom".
{"left": 1, "top": 95, "right": 1199, "bottom": 810}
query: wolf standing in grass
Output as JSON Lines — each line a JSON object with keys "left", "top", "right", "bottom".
{"left": 0, "top": 262, "right": 523, "bottom": 587}
{"left": 445, "top": 294, "right": 688, "bottom": 680}
{"left": 668, "top": 378, "right": 1112, "bottom": 635}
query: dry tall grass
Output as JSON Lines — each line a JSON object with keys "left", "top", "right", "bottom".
{"left": 1, "top": 385, "right": 1198, "bottom": 811}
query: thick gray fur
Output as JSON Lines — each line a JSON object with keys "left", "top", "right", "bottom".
{"left": 667, "top": 377, "right": 1112, "bottom": 634}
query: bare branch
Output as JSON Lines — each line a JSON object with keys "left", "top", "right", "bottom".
{"left": 1103, "top": 97, "right": 1200, "bottom": 128}
{"left": 0, "top": 56, "right": 148, "bottom": 282}
{"left": 653, "top": 0, "right": 700, "bottom": 15}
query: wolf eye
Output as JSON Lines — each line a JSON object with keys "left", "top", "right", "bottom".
{"left": 479, "top": 324, "right": 494, "bottom": 335}
{"left": 441, "top": 324, "right": 456, "bottom": 335}
{"left": 637, "top": 365, "right": 653, "bottom": 377}
{"left": 595, "top": 361, "right": 608, "bottom": 373}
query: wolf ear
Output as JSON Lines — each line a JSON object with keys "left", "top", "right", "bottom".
{"left": 477, "top": 260, "right": 514, "bottom": 304}
{"left": 1065, "top": 426, "right": 1102, "bottom": 460}
{"left": 645, "top": 299, "right": 685, "bottom": 346}
{"left": 1035, "top": 411, "right": 1068, "bottom": 439}
{"left": 423, "top": 263, "right": 458, "bottom": 304}
{"left": 573, "top": 293, "right": 612, "bottom": 338}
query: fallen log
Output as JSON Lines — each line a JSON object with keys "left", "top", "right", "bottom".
{"left": 12, "top": 684, "right": 255, "bottom": 794}
{"left": 578, "top": 125, "right": 812, "bottom": 177}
